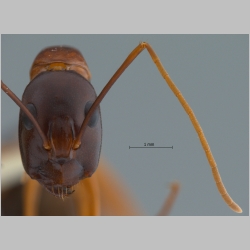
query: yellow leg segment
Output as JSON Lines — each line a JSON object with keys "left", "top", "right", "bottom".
{"left": 23, "top": 175, "right": 42, "bottom": 216}
{"left": 73, "top": 173, "right": 101, "bottom": 216}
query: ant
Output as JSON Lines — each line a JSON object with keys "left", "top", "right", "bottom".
{"left": 1, "top": 42, "right": 242, "bottom": 215}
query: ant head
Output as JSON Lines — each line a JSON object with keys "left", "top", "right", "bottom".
{"left": 19, "top": 66, "right": 102, "bottom": 198}
{"left": 15, "top": 46, "right": 102, "bottom": 198}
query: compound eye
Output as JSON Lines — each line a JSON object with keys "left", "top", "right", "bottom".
{"left": 21, "top": 103, "right": 37, "bottom": 130}
{"left": 84, "top": 101, "right": 99, "bottom": 128}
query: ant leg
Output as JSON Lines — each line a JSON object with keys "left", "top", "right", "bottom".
{"left": 157, "top": 181, "right": 180, "bottom": 216}
{"left": 74, "top": 174, "right": 101, "bottom": 216}
{"left": 96, "top": 159, "right": 143, "bottom": 215}
{"left": 23, "top": 174, "right": 42, "bottom": 216}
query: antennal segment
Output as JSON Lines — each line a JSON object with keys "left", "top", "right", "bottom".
{"left": 74, "top": 42, "right": 242, "bottom": 213}
{"left": 1, "top": 80, "right": 51, "bottom": 150}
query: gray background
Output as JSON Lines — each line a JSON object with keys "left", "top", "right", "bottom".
{"left": 1, "top": 34, "right": 248, "bottom": 215}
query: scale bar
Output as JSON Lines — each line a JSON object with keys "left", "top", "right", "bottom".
{"left": 129, "top": 146, "right": 173, "bottom": 149}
